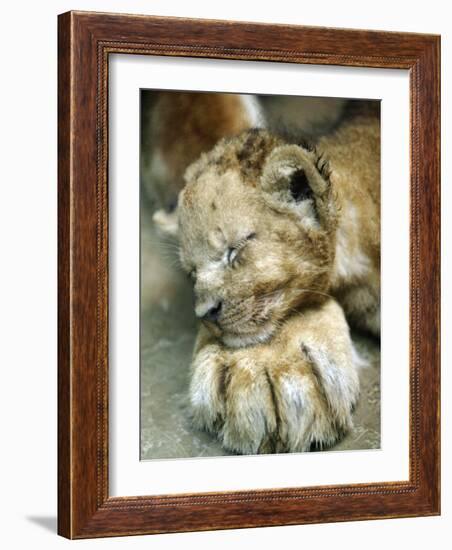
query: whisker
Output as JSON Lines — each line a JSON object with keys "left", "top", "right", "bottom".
{"left": 298, "top": 288, "right": 335, "bottom": 300}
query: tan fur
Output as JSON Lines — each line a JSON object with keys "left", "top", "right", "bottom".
{"left": 190, "top": 300, "right": 359, "bottom": 453}
{"left": 142, "top": 92, "right": 256, "bottom": 210}
{"left": 320, "top": 113, "right": 380, "bottom": 333}
{"left": 155, "top": 108, "right": 380, "bottom": 454}
{"left": 143, "top": 93, "right": 345, "bottom": 211}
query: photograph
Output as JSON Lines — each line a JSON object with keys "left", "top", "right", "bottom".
{"left": 0, "top": 0, "right": 445, "bottom": 544}
{"left": 54, "top": 9, "right": 440, "bottom": 538}
{"left": 139, "top": 91, "right": 381, "bottom": 459}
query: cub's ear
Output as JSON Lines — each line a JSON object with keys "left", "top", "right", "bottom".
{"left": 153, "top": 207, "right": 179, "bottom": 238}
{"left": 260, "top": 144, "right": 333, "bottom": 227}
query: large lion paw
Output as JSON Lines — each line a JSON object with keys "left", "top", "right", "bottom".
{"left": 189, "top": 341, "right": 359, "bottom": 454}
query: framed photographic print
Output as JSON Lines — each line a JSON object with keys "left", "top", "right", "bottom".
{"left": 58, "top": 11, "right": 440, "bottom": 538}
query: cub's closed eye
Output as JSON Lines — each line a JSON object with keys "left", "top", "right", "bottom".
{"left": 188, "top": 269, "right": 196, "bottom": 280}
{"left": 227, "top": 247, "right": 238, "bottom": 265}
{"left": 227, "top": 233, "right": 256, "bottom": 267}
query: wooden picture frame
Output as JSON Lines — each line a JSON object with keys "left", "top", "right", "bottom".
{"left": 58, "top": 10, "right": 440, "bottom": 539}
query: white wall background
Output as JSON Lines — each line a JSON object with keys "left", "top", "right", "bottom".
{"left": 0, "top": 1, "right": 449, "bottom": 548}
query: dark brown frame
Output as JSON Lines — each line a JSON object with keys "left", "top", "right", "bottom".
{"left": 58, "top": 10, "right": 440, "bottom": 539}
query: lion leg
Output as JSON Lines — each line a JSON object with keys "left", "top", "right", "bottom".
{"left": 190, "top": 300, "right": 360, "bottom": 454}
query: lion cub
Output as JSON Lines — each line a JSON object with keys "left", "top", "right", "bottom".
{"left": 156, "top": 111, "right": 380, "bottom": 454}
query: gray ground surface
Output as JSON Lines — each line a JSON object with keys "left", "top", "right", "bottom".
{"left": 140, "top": 216, "right": 381, "bottom": 460}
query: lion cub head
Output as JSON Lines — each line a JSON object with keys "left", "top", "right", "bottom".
{"left": 155, "top": 129, "right": 338, "bottom": 348}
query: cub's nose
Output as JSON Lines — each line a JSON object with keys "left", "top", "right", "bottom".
{"left": 201, "top": 301, "right": 222, "bottom": 323}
